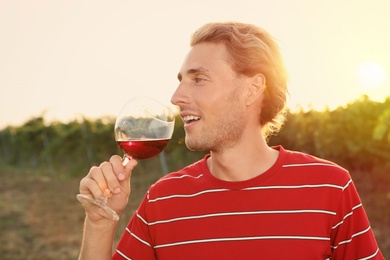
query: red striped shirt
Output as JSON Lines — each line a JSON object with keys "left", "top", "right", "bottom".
{"left": 113, "top": 146, "right": 383, "bottom": 259}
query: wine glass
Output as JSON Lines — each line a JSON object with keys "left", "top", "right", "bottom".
{"left": 77, "top": 96, "right": 175, "bottom": 221}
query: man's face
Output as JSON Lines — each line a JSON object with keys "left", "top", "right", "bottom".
{"left": 171, "top": 42, "right": 250, "bottom": 152}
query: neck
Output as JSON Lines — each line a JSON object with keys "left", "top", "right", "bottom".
{"left": 206, "top": 132, "right": 279, "bottom": 182}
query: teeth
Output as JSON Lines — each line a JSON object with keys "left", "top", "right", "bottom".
{"left": 183, "top": 115, "right": 200, "bottom": 122}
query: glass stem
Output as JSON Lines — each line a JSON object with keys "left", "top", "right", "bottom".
{"left": 122, "top": 155, "right": 132, "bottom": 166}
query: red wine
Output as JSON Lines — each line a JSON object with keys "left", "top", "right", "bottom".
{"left": 117, "top": 139, "right": 170, "bottom": 160}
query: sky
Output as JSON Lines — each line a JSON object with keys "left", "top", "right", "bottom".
{"left": 1, "top": 0, "right": 389, "bottom": 129}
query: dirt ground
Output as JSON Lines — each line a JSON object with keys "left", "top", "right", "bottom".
{"left": 0, "top": 172, "right": 85, "bottom": 259}
{"left": 1, "top": 169, "right": 389, "bottom": 259}
{"left": 0, "top": 169, "right": 144, "bottom": 260}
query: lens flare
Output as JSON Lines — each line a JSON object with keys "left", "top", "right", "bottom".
{"left": 356, "top": 61, "right": 387, "bottom": 89}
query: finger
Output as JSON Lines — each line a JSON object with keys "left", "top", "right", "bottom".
{"left": 79, "top": 176, "right": 105, "bottom": 200}
{"left": 110, "top": 155, "right": 138, "bottom": 181}
{"left": 99, "top": 161, "right": 120, "bottom": 196}
{"left": 87, "top": 165, "right": 110, "bottom": 194}
{"left": 100, "top": 157, "right": 123, "bottom": 195}
{"left": 109, "top": 155, "right": 127, "bottom": 195}
{"left": 110, "top": 155, "right": 127, "bottom": 181}
{"left": 110, "top": 155, "right": 137, "bottom": 195}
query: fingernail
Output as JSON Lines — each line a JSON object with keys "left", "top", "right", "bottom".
{"left": 114, "top": 186, "right": 121, "bottom": 194}
{"left": 118, "top": 173, "right": 125, "bottom": 181}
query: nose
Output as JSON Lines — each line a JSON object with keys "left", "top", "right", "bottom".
{"left": 170, "top": 81, "right": 187, "bottom": 106}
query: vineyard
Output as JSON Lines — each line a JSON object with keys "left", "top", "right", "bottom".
{"left": 0, "top": 94, "right": 389, "bottom": 259}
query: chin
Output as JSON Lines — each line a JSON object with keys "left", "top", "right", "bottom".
{"left": 185, "top": 138, "right": 209, "bottom": 152}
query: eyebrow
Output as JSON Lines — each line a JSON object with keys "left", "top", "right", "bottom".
{"left": 177, "top": 67, "right": 209, "bottom": 81}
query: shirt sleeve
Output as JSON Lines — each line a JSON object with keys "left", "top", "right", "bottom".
{"left": 330, "top": 178, "right": 384, "bottom": 259}
{"left": 113, "top": 193, "right": 156, "bottom": 260}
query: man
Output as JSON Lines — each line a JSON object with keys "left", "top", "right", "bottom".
{"left": 78, "top": 22, "right": 383, "bottom": 259}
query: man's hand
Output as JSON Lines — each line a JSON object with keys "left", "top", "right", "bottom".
{"left": 79, "top": 155, "right": 138, "bottom": 222}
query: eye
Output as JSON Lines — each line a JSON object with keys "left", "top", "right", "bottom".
{"left": 195, "top": 78, "right": 203, "bottom": 83}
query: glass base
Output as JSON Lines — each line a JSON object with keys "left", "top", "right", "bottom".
{"left": 76, "top": 194, "right": 119, "bottom": 221}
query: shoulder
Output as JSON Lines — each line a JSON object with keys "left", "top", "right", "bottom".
{"left": 277, "top": 146, "right": 351, "bottom": 186}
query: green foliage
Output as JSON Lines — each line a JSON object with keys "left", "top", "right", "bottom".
{"left": 0, "top": 114, "right": 206, "bottom": 177}
{"left": 0, "top": 95, "right": 389, "bottom": 176}
{"left": 269, "top": 95, "right": 390, "bottom": 170}
{"left": 0, "top": 116, "right": 119, "bottom": 176}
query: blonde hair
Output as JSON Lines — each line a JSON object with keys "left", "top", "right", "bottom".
{"left": 190, "top": 22, "right": 288, "bottom": 139}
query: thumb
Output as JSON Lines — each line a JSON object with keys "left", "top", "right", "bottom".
{"left": 119, "top": 158, "right": 138, "bottom": 193}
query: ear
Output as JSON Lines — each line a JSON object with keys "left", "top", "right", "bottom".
{"left": 246, "top": 74, "right": 266, "bottom": 105}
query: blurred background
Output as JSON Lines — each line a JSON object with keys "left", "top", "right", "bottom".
{"left": 0, "top": 0, "right": 389, "bottom": 259}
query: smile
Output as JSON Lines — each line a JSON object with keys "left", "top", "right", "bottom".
{"left": 183, "top": 115, "right": 201, "bottom": 124}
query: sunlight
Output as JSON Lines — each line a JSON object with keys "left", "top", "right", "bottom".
{"left": 356, "top": 61, "right": 387, "bottom": 89}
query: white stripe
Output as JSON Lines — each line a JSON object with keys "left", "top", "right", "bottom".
{"left": 154, "top": 235, "right": 330, "bottom": 249}
{"left": 332, "top": 203, "right": 362, "bottom": 229}
{"left": 126, "top": 227, "right": 152, "bottom": 247}
{"left": 331, "top": 226, "right": 371, "bottom": 249}
{"left": 283, "top": 162, "right": 340, "bottom": 168}
{"left": 352, "top": 203, "right": 363, "bottom": 211}
{"left": 357, "top": 248, "right": 380, "bottom": 260}
{"left": 144, "top": 209, "right": 336, "bottom": 226}
{"left": 156, "top": 173, "right": 203, "bottom": 184}
{"left": 283, "top": 162, "right": 352, "bottom": 191}
{"left": 148, "top": 188, "right": 229, "bottom": 203}
{"left": 243, "top": 184, "right": 344, "bottom": 191}
{"left": 332, "top": 211, "right": 353, "bottom": 229}
{"left": 116, "top": 249, "right": 132, "bottom": 260}
{"left": 149, "top": 183, "right": 347, "bottom": 203}
{"left": 136, "top": 212, "right": 148, "bottom": 225}
{"left": 342, "top": 179, "right": 353, "bottom": 191}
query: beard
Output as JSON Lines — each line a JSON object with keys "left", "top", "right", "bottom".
{"left": 185, "top": 88, "right": 245, "bottom": 153}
